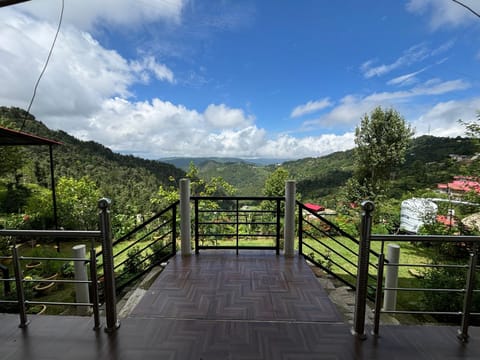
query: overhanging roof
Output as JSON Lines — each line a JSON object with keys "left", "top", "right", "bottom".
{"left": 0, "top": 0, "right": 30, "bottom": 7}
{"left": 0, "top": 126, "right": 62, "bottom": 146}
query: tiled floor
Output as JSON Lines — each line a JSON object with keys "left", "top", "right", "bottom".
{"left": 0, "top": 251, "right": 479, "bottom": 359}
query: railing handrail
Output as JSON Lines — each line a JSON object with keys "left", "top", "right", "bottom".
{"left": 371, "top": 234, "right": 480, "bottom": 243}
{"left": 0, "top": 229, "right": 101, "bottom": 238}
{"left": 113, "top": 200, "right": 179, "bottom": 244}
{"left": 191, "top": 195, "right": 284, "bottom": 201}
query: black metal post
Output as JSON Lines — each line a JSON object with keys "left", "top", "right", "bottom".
{"left": 352, "top": 200, "right": 374, "bottom": 339}
{"left": 298, "top": 204, "right": 303, "bottom": 256}
{"left": 276, "top": 198, "right": 281, "bottom": 255}
{"left": 236, "top": 199, "right": 239, "bottom": 255}
{"left": 98, "top": 198, "right": 119, "bottom": 333}
{"left": 172, "top": 204, "right": 177, "bottom": 256}
{"left": 194, "top": 199, "right": 199, "bottom": 254}
{"left": 12, "top": 245, "right": 28, "bottom": 328}
{"left": 373, "top": 253, "right": 385, "bottom": 336}
{"left": 89, "top": 247, "right": 100, "bottom": 330}
{"left": 458, "top": 247, "right": 478, "bottom": 342}
{"left": 49, "top": 145, "right": 60, "bottom": 252}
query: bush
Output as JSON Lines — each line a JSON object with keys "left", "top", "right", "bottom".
{"left": 421, "top": 265, "right": 480, "bottom": 324}
{"left": 124, "top": 246, "right": 145, "bottom": 274}
{"left": 149, "top": 240, "right": 171, "bottom": 266}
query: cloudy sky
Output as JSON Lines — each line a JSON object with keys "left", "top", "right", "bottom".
{"left": 1, "top": 0, "right": 480, "bottom": 159}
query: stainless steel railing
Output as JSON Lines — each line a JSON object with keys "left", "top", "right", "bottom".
{"left": 0, "top": 198, "right": 119, "bottom": 332}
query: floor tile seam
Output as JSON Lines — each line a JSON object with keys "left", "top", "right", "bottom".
{"left": 125, "top": 314, "right": 347, "bottom": 326}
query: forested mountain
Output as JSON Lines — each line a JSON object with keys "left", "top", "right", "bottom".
{"left": 192, "top": 136, "right": 478, "bottom": 203}
{"left": 2, "top": 106, "right": 478, "bottom": 213}
{"left": 0, "top": 107, "right": 185, "bottom": 214}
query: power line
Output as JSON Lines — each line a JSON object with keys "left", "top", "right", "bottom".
{"left": 452, "top": 0, "right": 480, "bottom": 19}
{"left": 20, "top": 0, "right": 65, "bottom": 131}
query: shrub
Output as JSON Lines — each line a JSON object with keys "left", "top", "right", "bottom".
{"left": 124, "top": 246, "right": 145, "bottom": 274}
{"left": 421, "top": 265, "right": 480, "bottom": 324}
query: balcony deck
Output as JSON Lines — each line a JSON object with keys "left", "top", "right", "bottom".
{"left": 1, "top": 251, "right": 479, "bottom": 359}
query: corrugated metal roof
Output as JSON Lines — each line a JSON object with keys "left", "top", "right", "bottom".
{"left": 0, "top": 126, "right": 62, "bottom": 146}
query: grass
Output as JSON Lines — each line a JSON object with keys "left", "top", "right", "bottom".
{"left": 301, "top": 231, "right": 454, "bottom": 324}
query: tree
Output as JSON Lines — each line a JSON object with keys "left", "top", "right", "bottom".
{"left": 353, "top": 106, "right": 414, "bottom": 199}
{"left": 262, "top": 167, "right": 289, "bottom": 197}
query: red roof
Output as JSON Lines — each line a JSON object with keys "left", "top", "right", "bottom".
{"left": 436, "top": 215, "right": 457, "bottom": 227}
{"left": 437, "top": 177, "right": 480, "bottom": 194}
{"left": 304, "top": 203, "right": 325, "bottom": 212}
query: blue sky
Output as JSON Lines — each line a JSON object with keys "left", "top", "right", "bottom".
{"left": 1, "top": 0, "right": 480, "bottom": 159}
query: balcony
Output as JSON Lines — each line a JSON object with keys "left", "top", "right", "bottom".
{"left": 0, "top": 188, "right": 479, "bottom": 359}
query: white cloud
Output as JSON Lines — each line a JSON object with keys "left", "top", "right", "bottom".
{"left": 204, "top": 104, "right": 254, "bottom": 129}
{"left": 387, "top": 69, "right": 426, "bottom": 87}
{"left": 0, "top": 11, "right": 175, "bottom": 124}
{"left": 412, "top": 97, "right": 480, "bottom": 137}
{"left": 361, "top": 41, "right": 454, "bottom": 79}
{"left": 62, "top": 96, "right": 354, "bottom": 160}
{"left": 130, "top": 56, "right": 175, "bottom": 84}
{"left": 303, "top": 79, "right": 470, "bottom": 129}
{"left": 406, "top": 0, "right": 480, "bottom": 30}
{"left": 361, "top": 43, "right": 429, "bottom": 78}
{"left": 16, "top": 0, "right": 185, "bottom": 31}
{"left": 290, "top": 98, "right": 332, "bottom": 118}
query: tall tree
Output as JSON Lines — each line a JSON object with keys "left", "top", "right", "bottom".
{"left": 353, "top": 106, "right": 414, "bottom": 199}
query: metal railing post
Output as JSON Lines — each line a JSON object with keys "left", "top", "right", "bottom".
{"left": 12, "top": 244, "right": 28, "bottom": 328}
{"left": 89, "top": 247, "right": 101, "bottom": 330}
{"left": 458, "top": 246, "right": 478, "bottom": 342}
{"left": 373, "top": 253, "right": 385, "bottom": 336}
{"left": 352, "top": 200, "right": 375, "bottom": 340}
{"left": 98, "top": 198, "right": 120, "bottom": 333}
{"left": 194, "top": 198, "right": 199, "bottom": 254}
{"left": 298, "top": 203, "right": 303, "bottom": 256}
{"left": 284, "top": 180, "right": 296, "bottom": 257}
{"left": 180, "top": 178, "right": 191, "bottom": 256}
{"left": 276, "top": 198, "right": 281, "bottom": 255}
{"left": 236, "top": 199, "right": 240, "bottom": 255}
{"left": 172, "top": 204, "right": 177, "bottom": 256}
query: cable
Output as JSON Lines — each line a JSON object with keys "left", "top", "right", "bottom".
{"left": 452, "top": 0, "right": 480, "bottom": 19}
{"left": 20, "top": 0, "right": 65, "bottom": 131}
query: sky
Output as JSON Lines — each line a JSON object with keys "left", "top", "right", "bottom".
{"left": 0, "top": 0, "right": 480, "bottom": 160}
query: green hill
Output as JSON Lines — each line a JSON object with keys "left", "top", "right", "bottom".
{"left": 0, "top": 107, "right": 185, "bottom": 214}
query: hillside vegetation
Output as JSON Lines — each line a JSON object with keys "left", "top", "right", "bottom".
{"left": 2, "top": 106, "right": 479, "bottom": 227}
{"left": 0, "top": 107, "right": 185, "bottom": 217}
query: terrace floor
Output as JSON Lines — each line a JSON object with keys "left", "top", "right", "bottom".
{"left": 1, "top": 251, "right": 479, "bottom": 359}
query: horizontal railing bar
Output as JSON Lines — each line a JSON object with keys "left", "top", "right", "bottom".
{"left": 26, "top": 300, "right": 93, "bottom": 307}
{"left": 198, "top": 221, "right": 277, "bottom": 226}
{"left": 24, "top": 279, "right": 92, "bottom": 284}
{"left": 191, "top": 196, "right": 283, "bottom": 201}
{"left": 197, "top": 209, "right": 276, "bottom": 214}
{"left": 20, "top": 256, "right": 89, "bottom": 262}
{"left": 371, "top": 234, "right": 480, "bottom": 242}
{"left": 384, "top": 263, "right": 467, "bottom": 269}
{"left": 383, "top": 287, "right": 465, "bottom": 293}
{"left": 380, "top": 310, "right": 462, "bottom": 316}
{"left": 197, "top": 245, "right": 276, "bottom": 250}
{"left": 197, "top": 233, "right": 277, "bottom": 238}
{"left": 0, "top": 230, "right": 101, "bottom": 238}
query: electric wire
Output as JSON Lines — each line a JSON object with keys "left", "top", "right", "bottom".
{"left": 452, "top": 0, "right": 480, "bottom": 19}
{"left": 20, "top": 0, "right": 65, "bottom": 131}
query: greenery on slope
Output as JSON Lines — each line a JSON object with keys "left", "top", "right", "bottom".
{"left": 0, "top": 107, "right": 185, "bottom": 222}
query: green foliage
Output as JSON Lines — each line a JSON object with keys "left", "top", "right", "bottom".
{"left": 56, "top": 177, "right": 101, "bottom": 230}
{"left": 422, "top": 265, "right": 480, "bottom": 321}
{"left": 354, "top": 106, "right": 414, "bottom": 198}
{"left": 124, "top": 246, "right": 145, "bottom": 274}
{"left": 263, "top": 167, "right": 289, "bottom": 197}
